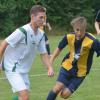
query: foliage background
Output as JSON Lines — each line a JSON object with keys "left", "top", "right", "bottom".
{"left": 0, "top": 0, "right": 100, "bottom": 37}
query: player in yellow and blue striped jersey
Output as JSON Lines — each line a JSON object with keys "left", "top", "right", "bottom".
{"left": 47, "top": 16, "right": 100, "bottom": 100}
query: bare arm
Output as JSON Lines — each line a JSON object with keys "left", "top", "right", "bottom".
{"left": 50, "top": 47, "right": 61, "bottom": 65}
{"left": 47, "top": 22, "right": 52, "bottom": 31}
{"left": 0, "top": 40, "right": 8, "bottom": 61}
{"left": 0, "top": 40, "right": 8, "bottom": 71}
{"left": 40, "top": 53, "right": 54, "bottom": 77}
{"left": 95, "top": 21, "right": 100, "bottom": 35}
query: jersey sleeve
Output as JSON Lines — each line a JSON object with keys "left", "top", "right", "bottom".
{"left": 95, "top": 10, "right": 100, "bottom": 22}
{"left": 5, "top": 29, "right": 25, "bottom": 47}
{"left": 58, "top": 35, "right": 68, "bottom": 50}
{"left": 92, "top": 39, "right": 100, "bottom": 57}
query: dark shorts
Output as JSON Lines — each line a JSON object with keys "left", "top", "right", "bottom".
{"left": 57, "top": 67, "right": 85, "bottom": 93}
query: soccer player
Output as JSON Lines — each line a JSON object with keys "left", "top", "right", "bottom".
{"left": 0, "top": 5, "right": 54, "bottom": 100}
{"left": 40, "top": 16, "right": 52, "bottom": 56}
{"left": 95, "top": 10, "right": 100, "bottom": 35}
{"left": 46, "top": 16, "right": 100, "bottom": 100}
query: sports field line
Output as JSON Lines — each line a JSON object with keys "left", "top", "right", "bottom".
{"left": 0, "top": 73, "right": 48, "bottom": 80}
{"left": 0, "top": 68, "right": 99, "bottom": 80}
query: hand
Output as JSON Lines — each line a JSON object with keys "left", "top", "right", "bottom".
{"left": 48, "top": 67, "right": 54, "bottom": 77}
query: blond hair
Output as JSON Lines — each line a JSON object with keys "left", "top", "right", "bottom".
{"left": 71, "top": 16, "right": 87, "bottom": 28}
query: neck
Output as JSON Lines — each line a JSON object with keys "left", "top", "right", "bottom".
{"left": 30, "top": 22, "right": 38, "bottom": 34}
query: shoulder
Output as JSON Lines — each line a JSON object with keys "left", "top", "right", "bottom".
{"left": 67, "top": 32, "right": 75, "bottom": 39}
{"left": 85, "top": 33, "right": 96, "bottom": 41}
{"left": 22, "top": 24, "right": 30, "bottom": 31}
{"left": 17, "top": 24, "right": 29, "bottom": 32}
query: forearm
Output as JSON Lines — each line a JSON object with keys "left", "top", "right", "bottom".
{"left": 0, "top": 40, "right": 8, "bottom": 62}
{"left": 41, "top": 53, "right": 54, "bottom": 77}
{"left": 95, "top": 21, "right": 100, "bottom": 33}
{"left": 41, "top": 53, "right": 52, "bottom": 69}
{"left": 47, "top": 23, "right": 52, "bottom": 30}
{"left": 50, "top": 48, "right": 61, "bottom": 64}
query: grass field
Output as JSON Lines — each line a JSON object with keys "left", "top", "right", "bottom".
{"left": 0, "top": 35, "right": 100, "bottom": 100}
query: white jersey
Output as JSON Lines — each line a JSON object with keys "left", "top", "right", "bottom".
{"left": 3, "top": 24, "right": 47, "bottom": 73}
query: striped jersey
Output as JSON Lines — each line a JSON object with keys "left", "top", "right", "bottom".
{"left": 58, "top": 32, "right": 100, "bottom": 77}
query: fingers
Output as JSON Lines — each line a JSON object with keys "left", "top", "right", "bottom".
{"left": 48, "top": 71, "right": 54, "bottom": 77}
{"left": 48, "top": 68, "right": 54, "bottom": 77}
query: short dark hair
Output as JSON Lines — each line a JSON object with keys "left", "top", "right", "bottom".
{"left": 30, "top": 5, "right": 46, "bottom": 16}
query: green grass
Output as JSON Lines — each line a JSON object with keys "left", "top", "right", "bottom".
{"left": 0, "top": 35, "right": 100, "bottom": 100}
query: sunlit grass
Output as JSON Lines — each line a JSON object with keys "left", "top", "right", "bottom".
{"left": 0, "top": 35, "right": 100, "bottom": 100}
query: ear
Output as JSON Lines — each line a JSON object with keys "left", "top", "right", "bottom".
{"left": 31, "top": 14, "right": 34, "bottom": 18}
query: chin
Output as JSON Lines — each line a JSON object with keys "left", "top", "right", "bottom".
{"left": 76, "top": 37, "right": 81, "bottom": 40}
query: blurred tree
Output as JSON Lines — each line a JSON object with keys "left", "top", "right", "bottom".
{"left": 0, "top": 0, "right": 100, "bottom": 37}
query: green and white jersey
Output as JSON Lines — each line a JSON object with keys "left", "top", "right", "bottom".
{"left": 3, "top": 24, "right": 47, "bottom": 73}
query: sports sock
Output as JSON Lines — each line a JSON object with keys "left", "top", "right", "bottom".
{"left": 12, "top": 96, "right": 18, "bottom": 100}
{"left": 46, "top": 90, "right": 57, "bottom": 100}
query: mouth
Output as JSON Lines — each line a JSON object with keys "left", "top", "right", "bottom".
{"left": 39, "top": 22, "right": 44, "bottom": 25}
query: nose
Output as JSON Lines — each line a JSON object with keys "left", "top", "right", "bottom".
{"left": 42, "top": 18, "right": 45, "bottom": 22}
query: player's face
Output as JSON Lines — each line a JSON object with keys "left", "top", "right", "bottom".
{"left": 73, "top": 23, "right": 86, "bottom": 40}
{"left": 31, "top": 12, "right": 46, "bottom": 27}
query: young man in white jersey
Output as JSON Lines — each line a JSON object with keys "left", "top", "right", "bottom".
{"left": 0, "top": 5, "right": 54, "bottom": 100}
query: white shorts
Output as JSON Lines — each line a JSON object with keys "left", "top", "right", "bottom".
{"left": 5, "top": 71, "right": 30, "bottom": 93}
